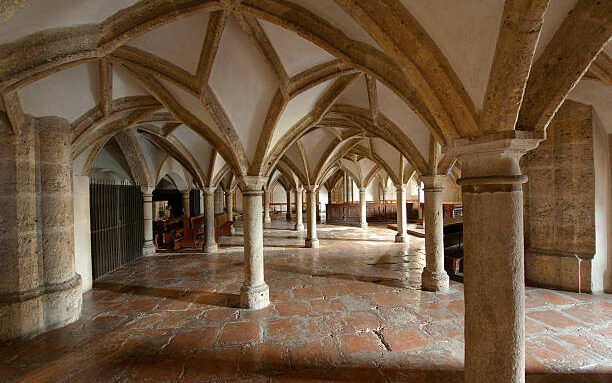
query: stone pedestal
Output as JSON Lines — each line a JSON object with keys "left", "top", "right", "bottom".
{"left": 294, "top": 187, "right": 304, "bottom": 231}
{"left": 395, "top": 184, "right": 407, "bottom": 243}
{"left": 263, "top": 188, "right": 271, "bottom": 228}
{"left": 181, "top": 189, "right": 190, "bottom": 217}
{"left": 446, "top": 131, "right": 543, "bottom": 383}
{"left": 286, "top": 189, "right": 292, "bottom": 220}
{"left": 142, "top": 187, "right": 156, "bottom": 256}
{"left": 202, "top": 187, "right": 218, "bottom": 253}
{"left": 359, "top": 187, "right": 368, "bottom": 229}
{"left": 239, "top": 177, "right": 270, "bottom": 309}
{"left": 421, "top": 175, "right": 449, "bottom": 292}
{"left": 305, "top": 186, "right": 319, "bottom": 248}
{"left": 0, "top": 116, "right": 81, "bottom": 342}
{"left": 225, "top": 190, "right": 235, "bottom": 236}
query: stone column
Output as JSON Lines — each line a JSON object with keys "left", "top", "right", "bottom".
{"left": 285, "top": 189, "right": 292, "bottom": 220}
{"left": 446, "top": 131, "right": 543, "bottom": 383}
{"left": 141, "top": 186, "right": 156, "bottom": 256}
{"left": 0, "top": 116, "right": 43, "bottom": 341}
{"left": 38, "top": 117, "right": 82, "bottom": 336}
{"left": 359, "top": 187, "right": 368, "bottom": 228}
{"left": 294, "top": 186, "right": 304, "bottom": 231}
{"left": 421, "top": 175, "right": 449, "bottom": 292}
{"left": 202, "top": 187, "right": 218, "bottom": 253}
{"left": 263, "top": 188, "right": 271, "bottom": 228}
{"left": 239, "top": 176, "right": 270, "bottom": 309}
{"left": 395, "top": 184, "right": 407, "bottom": 243}
{"left": 305, "top": 185, "right": 319, "bottom": 248}
{"left": 181, "top": 189, "right": 190, "bottom": 217}
{"left": 225, "top": 190, "right": 234, "bottom": 236}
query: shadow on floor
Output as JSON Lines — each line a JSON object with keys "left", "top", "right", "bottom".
{"left": 93, "top": 281, "right": 241, "bottom": 308}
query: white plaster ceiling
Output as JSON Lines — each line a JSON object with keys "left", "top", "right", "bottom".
{"left": 376, "top": 82, "right": 430, "bottom": 159}
{"left": 295, "top": 0, "right": 382, "bottom": 51}
{"left": 268, "top": 79, "right": 335, "bottom": 154}
{"left": 259, "top": 19, "right": 336, "bottom": 77}
{"left": 19, "top": 62, "right": 98, "bottom": 122}
{"left": 136, "top": 131, "right": 166, "bottom": 180}
{"left": 112, "top": 65, "right": 149, "bottom": 99}
{"left": 399, "top": 0, "right": 505, "bottom": 110}
{"left": 372, "top": 138, "right": 403, "bottom": 181}
{"left": 299, "top": 128, "right": 335, "bottom": 176}
{"left": 340, "top": 158, "right": 360, "bottom": 183}
{"left": 358, "top": 157, "right": 377, "bottom": 181}
{"left": 534, "top": 0, "right": 579, "bottom": 60}
{"left": 0, "top": 0, "right": 141, "bottom": 45}
{"left": 158, "top": 157, "right": 188, "bottom": 189}
{"left": 568, "top": 80, "right": 612, "bottom": 134}
{"left": 211, "top": 152, "right": 227, "bottom": 182}
{"left": 283, "top": 143, "right": 308, "bottom": 182}
{"left": 158, "top": 78, "right": 218, "bottom": 131}
{"left": 335, "top": 74, "right": 370, "bottom": 110}
{"left": 127, "top": 11, "right": 210, "bottom": 74}
{"left": 209, "top": 16, "right": 277, "bottom": 163}
{"left": 172, "top": 125, "right": 214, "bottom": 177}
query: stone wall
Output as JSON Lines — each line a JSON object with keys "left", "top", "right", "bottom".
{"left": 522, "top": 100, "right": 608, "bottom": 293}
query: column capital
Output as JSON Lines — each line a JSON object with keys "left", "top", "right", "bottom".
{"left": 444, "top": 131, "right": 544, "bottom": 185}
{"left": 180, "top": 188, "right": 191, "bottom": 196}
{"left": 140, "top": 185, "right": 154, "bottom": 195}
{"left": 304, "top": 184, "right": 318, "bottom": 192}
{"left": 421, "top": 174, "right": 446, "bottom": 190}
{"left": 239, "top": 176, "right": 268, "bottom": 191}
{"left": 201, "top": 186, "right": 216, "bottom": 195}
{"left": 359, "top": 186, "right": 366, "bottom": 193}
{"left": 295, "top": 185, "right": 303, "bottom": 192}
{"left": 224, "top": 189, "right": 231, "bottom": 196}
{"left": 394, "top": 183, "right": 406, "bottom": 192}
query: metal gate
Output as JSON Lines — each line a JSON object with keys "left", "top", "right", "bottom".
{"left": 90, "top": 182, "right": 144, "bottom": 280}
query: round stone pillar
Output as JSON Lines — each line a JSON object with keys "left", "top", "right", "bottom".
{"left": 181, "top": 189, "right": 190, "bottom": 217}
{"left": 202, "top": 187, "right": 218, "bottom": 253}
{"left": 141, "top": 186, "right": 156, "bottom": 256}
{"left": 225, "top": 190, "right": 235, "bottom": 236}
{"left": 421, "top": 175, "right": 449, "bottom": 292}
{"left": 446, "top": 131, "right": 543, "bottom": 383}
{"left": 395, "top": 184, "right": 408, "bottom": 243}
{"left": 239, "top": 177, "right": 270, "bottom": 309}
{"left": 38, "top": 117, "right": 82, "bottom": 334}
{"left": 263, "top": 188, "right": 271, "bottom": 228}
{"left": 359, "top": 187, "right": 368, "bottom": 229}
{"left": 305, "top": 185, "right": 319, "bottom": 248}
{"left": 294, "top": 186, "right": 304, "bottom": 231}
{"left": 286, "top": 189, "right": 292, "bottom": 220}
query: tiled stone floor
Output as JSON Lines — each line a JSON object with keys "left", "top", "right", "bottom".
{"left": 1, "top": 220, "right": 610, "bottom": 382}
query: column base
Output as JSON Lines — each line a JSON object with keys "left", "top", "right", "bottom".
{"left": 305, "top": 238, "right": 319, "bottom": 248}
{"left": 0, "top": 275, "right": 82, "bottom": 342}
{"left": 294, "top": 223, "right": 305, "bottom": 231}
{"left": 395, "top": 233, "right": 407, "bottom": 243}
{"left": 360, "top": 222, "right": 368, "bottom": 229}
{"left": 142, "top": 241, "right": 156, "bottom": 256}
{"left": 264, "top": 218, "right": 272, "bottom": 228}
{"left": 202, "top": 242, "right": 218, "bottom": 253}
{"left": 240, "top": 283, "right": 270, "bottom": 309}
{"left": 421, "top": 269, "right": 450, "bottom": 292}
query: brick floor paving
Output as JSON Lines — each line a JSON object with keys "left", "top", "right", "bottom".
{"left": 0, "top": 220, "right": 610, "bottom": 382}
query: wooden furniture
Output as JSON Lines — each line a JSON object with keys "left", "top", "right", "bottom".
{"left": 214, "top": 212, "right": 233, "bottom": 242}
{"left": 443, "top": 222, "right": 464, "bottom": 279}
{"left": 326, "top": 200, "right": 420, "bottom": 223}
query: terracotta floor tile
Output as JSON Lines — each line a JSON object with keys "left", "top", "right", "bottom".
{"left": 218, "top": 321, "right": 262, "bottom": 345}
{"left": 1, "top": 220, "right": 610, "bottom": 382}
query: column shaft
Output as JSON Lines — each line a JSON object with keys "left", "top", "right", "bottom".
{"left": 395, "top": 184, "right": 407, "bottom": 243}
{"left": 305, "top": 186, "right": 319, "bottom": 248}
{"left": 285, "top": 189, "right": 292, "bottom": 220}
{"left": 263, "top": 188, "right": 271, "bottom": 227}
{"left": 202, "top": 188, "right": 218, "bottom": 253}
{"left": 240, "top": 177, "right": 270, "bottom": 309}
{"left": 294, "top": 187, "right": 304, "bottom": 231}
{"left": 421, "top": 175, "right": 449, "bottom": 291}
{"left": 447, "top": 132, "right": 543, "bottom": 383}
{"left": 225, "top": 190, "right": 234, "bottom": 236}
{"left": 142, "top": 187, "right": 155, "bottom": 256}
{"left": 359, "top": 188, "right": 368, "bottom": 228}
{"left": 181, "top": 190, "right": 190, "bottom": 217}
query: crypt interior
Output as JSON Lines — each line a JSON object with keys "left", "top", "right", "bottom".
{"left": 0, "top": 0, "right": 611, "bottom": 382}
